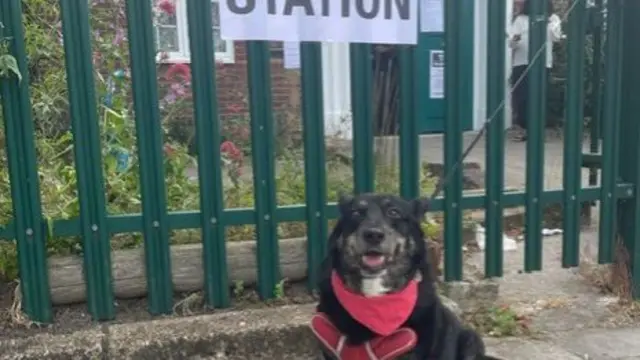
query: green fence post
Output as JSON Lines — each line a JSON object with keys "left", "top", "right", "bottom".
{"left": 300, "top": 42, "right": 328, "bottom": 290}
{"left": 524, "top": 0, "right": 547, "bottom": 272}
{"left": 398, "top": 44, "right": 420, "bottom": 200}
{"left": 562, "top": 0, "right": 588, "bottom": 268}
{"left": 617, "top": 0, "right": 640, "bottom": 298}
{"left": 125, "top": 0, "right": 173, "bottom": 314}
{"left": 588, "top": 0, "right": 603, "bottom": 188}
{"left": 0, "top": 0, "right": 52, "bottom": 323}
{"left": 484, "top": 0, "right": 507, "bottom": 278}
{"left": 599, "top": 0, "right": 623, "bottom": 264}
{"left": 350, "top": 44, "right": 375, "bottom": 194}
{"left": 443, "top": 0, "right": 463, "bottom": 281}
{"left": 185, "top": 0, "right": 229, "bottom": 308}
{"left": 245, "top": 41, "right": 280, "bottom": 300}
{"left": 59, "top": 0, "right": 114, "bottom": 320}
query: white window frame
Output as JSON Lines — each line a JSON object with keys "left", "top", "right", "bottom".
{"left": 155, "top": 0, "right": 235, "bottom": 64}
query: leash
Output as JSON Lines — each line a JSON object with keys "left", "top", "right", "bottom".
{"left": 428, "top": 0, "right": 583, "bottom": 201}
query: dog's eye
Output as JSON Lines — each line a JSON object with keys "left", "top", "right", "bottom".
{"left": 386, "top": 207, "right": 401, "bottom": 218}
{"left": 351, "top": 209, "right": 365, "bottom": 218}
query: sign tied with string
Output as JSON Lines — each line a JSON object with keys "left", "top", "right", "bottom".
{"left": 220, "top": 0, "right": 419, "bottom": 44}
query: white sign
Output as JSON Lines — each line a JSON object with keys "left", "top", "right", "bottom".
{"left": 283, "top": 42, "right": 300, "bottom": 69}
{"left": 220, "top": 0, "right": 418, "bottom": 45}
{"left": 420, "top": 0, "right": 443, "bottom": 33}
{"left": 429, "top": 50, "right": 444, "bottom": 99}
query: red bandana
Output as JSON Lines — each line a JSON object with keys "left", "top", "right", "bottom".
{"left": 331, "top": 271, "right": 419, "bottom": 336}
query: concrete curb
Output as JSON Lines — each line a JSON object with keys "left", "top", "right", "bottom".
{"left": 1, "top": 304, "right": 319, "bottom": 360}
{"left": 7, "top": 301, "right": 635, "bottom": 360}
{"left": 0, "top": 281, "right": 499, "bottom": 360}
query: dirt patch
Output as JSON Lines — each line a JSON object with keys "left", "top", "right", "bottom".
{"left": 0, "top": 279, "right": 316, "bottom": 341}
{"left": 578, "top": 238, "right": 640, "bottom": 322}
{"left": 0, "top": 281, "right": 17, "bottom": 334}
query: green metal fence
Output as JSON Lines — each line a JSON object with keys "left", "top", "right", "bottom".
{"left": 0, "top": 0, "right": 638, "bottom": 324}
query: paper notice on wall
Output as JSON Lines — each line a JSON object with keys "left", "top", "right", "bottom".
{"left": 283, "top": 42, "right": 300, "bottom": 69}
{"left": 420, "top": 0, "right": 444, "bottom": 33}
{"left": 429, "top": 50, "right": 444, "bottom": 99}
{"left": 220, "top": 0, "right": 418, "bottom": 45}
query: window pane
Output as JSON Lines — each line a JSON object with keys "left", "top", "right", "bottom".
{"left": 156, "top": 9, "right": 177, "bottom": 26}
{"left": 213, "top": 28, "right": 226, "bottom": 53}
{"left": 211, "top": 1, "right": 220, "bottom": 28}
{"left": 157, "top": 26, "right": 179, "bottom": 52}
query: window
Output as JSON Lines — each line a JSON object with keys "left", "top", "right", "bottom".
{"left": 153, "top": 0, "right": 234, "bottom": 64}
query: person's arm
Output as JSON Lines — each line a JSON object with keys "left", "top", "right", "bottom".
{"left": 508, "top": 17, "right": 523, "bottom": 48}
{"left": 548, "top": 14, "right": 565, "bottom": 42}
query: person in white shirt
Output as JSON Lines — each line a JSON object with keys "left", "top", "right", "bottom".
{"left": 508, "top": 0, "right": 565, "bottom": 141}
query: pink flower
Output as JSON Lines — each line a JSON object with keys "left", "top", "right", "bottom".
{"left": 226, "top": 103, "right": 243, "bottom": 114}
{"left": 157, "top": 0, "right": 176, "bottom": 15}
{"left": 164, "top": 63, "right": 191, "bottom": 82}
{"left": 220, "top": 141, "right": 243, "bottom": 162}
{"left": 164, "top": 144, "right": 175, "bottom": 156}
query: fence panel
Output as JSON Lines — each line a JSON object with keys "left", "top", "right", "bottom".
{"left": 523, "top": 0, "right": 547, "bottom": 273}
{"left": 484, "top": 0, "right": 507, "bottom": 278}
{"left": 60, "top": 0, "right": 114, "bottom": 320}
{"left": 599, "top": 0, "right": 623, "bottom": 264}
{"left": 443, "top": 0, "right": 464, "bottom": 282}
{"left": 300, "top": 42, "right": 328, "bottom": 290}
{"left": 398, "top": 45, "right": 420, "bottom": 200}
{"left": 562, "top": 0, "right": 588, "bottom": 268}
{"left": 0, "top": 0, "right": 51, "bottom": 324}
{"left": 125, "top": 0, "right": 173, "bottom": 315}
{"left": 350, "top": 44, "right": 375, "bottom": 194}
{"left": 1, "top": 0, "right": 640, "bottom": 324}
{"left": 245, "top": 41, "right": 279, "bottom": 300}
{"left": 618, "top": 0, "right": 640, "bottom": 299}
{"left": 185, "top": 0, "right": 229, "bottom": 308}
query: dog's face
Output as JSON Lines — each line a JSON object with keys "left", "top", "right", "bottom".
{"left": 332, "top": 193, "right": 429, "bottom": 297}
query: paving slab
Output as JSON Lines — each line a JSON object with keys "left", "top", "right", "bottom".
{"left": 553, "top": 328, "right": 640, "bottom": 360}
{"left": 485, "top": 337, "right": 586, "bottom": 360}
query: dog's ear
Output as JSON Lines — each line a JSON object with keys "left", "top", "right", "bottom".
{"left": 411, "top": 197, "right": 430, "bottom": 221}
{"left": 337, "top": 192, "right": 354, "bottom": 216}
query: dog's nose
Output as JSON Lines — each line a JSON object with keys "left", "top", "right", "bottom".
{"left": 363, "top": 228, "right": 385, "bottom": 245}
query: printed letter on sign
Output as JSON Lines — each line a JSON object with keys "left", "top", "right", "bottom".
{"left": 220, "top": 0, "right": 418, "bottom": 45}
{"left": 226, "top": 0, "right": 256, "bottom": 15}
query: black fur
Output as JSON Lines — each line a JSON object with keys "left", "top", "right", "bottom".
{"left": 316, "top": 193, "right": 503, "bottom": 360}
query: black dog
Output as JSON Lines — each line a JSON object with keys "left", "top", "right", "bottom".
{"left": 314, "top": 193, "right": 502, "bottom": 360}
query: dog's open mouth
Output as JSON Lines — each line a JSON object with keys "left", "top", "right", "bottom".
{"left": 361, "top": 250, "right": 387, "bottom": 271}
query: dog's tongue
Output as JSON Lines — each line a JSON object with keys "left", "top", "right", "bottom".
{"left": 362, "top": 254, "right": 385, "bottom": 267}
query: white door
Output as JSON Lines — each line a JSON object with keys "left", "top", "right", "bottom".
{"left": 473, "top": 0, "right": 513, "bottom": 131}
{"left": 321, "top": 43, "right": 353, "bottom": 140}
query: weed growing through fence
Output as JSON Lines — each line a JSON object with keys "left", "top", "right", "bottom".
{"left": 274, "top": 279, "right": 286, "bottom": 299}
{"left": 233, "top": 280, "right": 245, "bottom": 298}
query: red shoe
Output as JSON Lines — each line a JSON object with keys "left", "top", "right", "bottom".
{"left": 310, "top": 313, "right": 417, "bottom": 360}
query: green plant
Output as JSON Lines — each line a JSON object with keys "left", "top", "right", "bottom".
{"left": 421, "top": 220, "right": 441, "bottom": 239}
{"left": 465, "top": 305, "right": 531, "bottom": 337}
{"left": 233, "top": 280, "right": 245, "bottom": 298}
{"left": 0, "top": 41, "right": 21, "bottom": 82}
{"left": 273, "top": 278, "right": 286, "bottom": 299}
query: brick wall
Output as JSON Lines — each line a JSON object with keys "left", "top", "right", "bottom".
{"left": 159, "top": 41, "right": 302, "bottom": 149}
{"left": 216, "top": 42, "right": 301, "bottom": 118}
